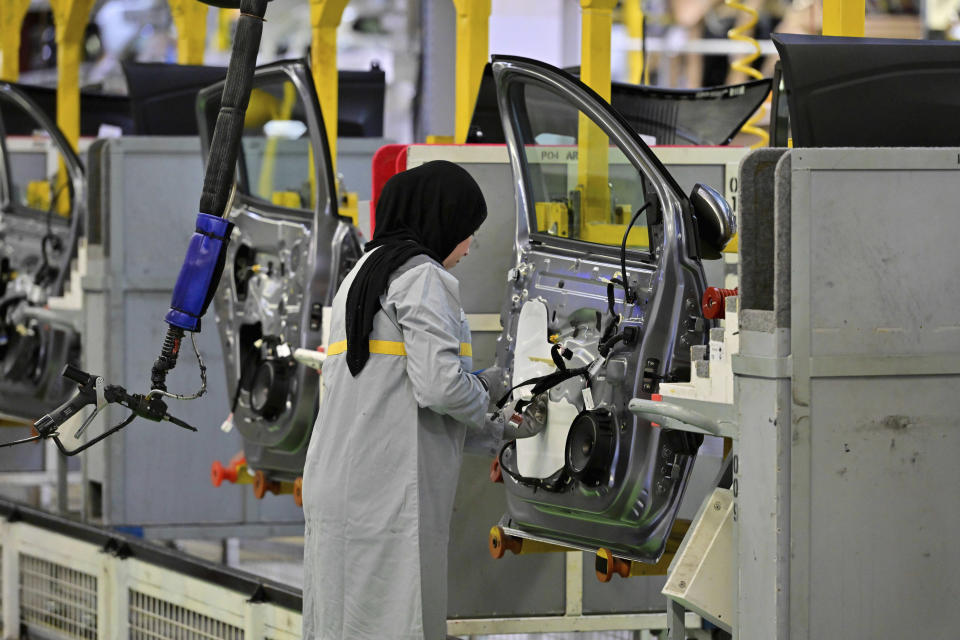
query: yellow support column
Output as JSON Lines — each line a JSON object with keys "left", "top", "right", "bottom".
{"left": 169, "top": 0, "right": 209, "bottom": 65}
{"left": 452, "top": 0, "right": 491, "bottom": 144}
{"left": 310, "top": 0, "right": 350, "bottom": 172}
{"left": 50, "top": 0, "right": 94, "bottom": 215}
{"left": 50, "top": 0, "right": 95, "bottom": 153}
{"left": 0, "top": 0, "right": 31, "bottom": 81}
{"left": 217, "top": 9, "right": 236, "bottom": 52}
{"left": 578, "top": 0, "right": 616, "bottom": 229}
{"left": 823, "top": 0, "right": 865, "bottom": 36}
{"left": 623, "top": 0, "right": 645, "bottom": 85}
{"left": 579, "top": 1, "right": 616, "bottom": 108}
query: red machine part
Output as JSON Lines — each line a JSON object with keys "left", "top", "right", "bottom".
{"left": 212, "top": 454, "right": 301, "bottom": 506}
{"left": 701, "top": 287, "right": 738, "bottom": 320}
{"left": 210, "top": 452, "right": 248, "bottom": 487}
{"left": 370, "top": 144, "right": 409, "bottom": 234}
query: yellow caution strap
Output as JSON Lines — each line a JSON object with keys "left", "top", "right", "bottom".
{"left": 327, "top": 340, "right": 472, "bottom": 358}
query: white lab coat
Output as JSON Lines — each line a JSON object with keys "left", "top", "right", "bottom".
{"left": 302, "top": 252, "right": 489, "bottom": 640}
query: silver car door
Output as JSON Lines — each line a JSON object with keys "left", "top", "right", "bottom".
{"left": 0, "top": 83, "right": 84, "bottom": 420}
{"left": 490, "top": 56, "right": 711, "bottom": 562}
{"left": 196, "top": 60, "right": 362, "bottom": 484}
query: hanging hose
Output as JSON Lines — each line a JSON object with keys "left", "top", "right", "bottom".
{"left": 153, "top": 0, "right": 268, "bottom": 393}
{"left": 726, "top": 0, "right": 769, "bottom": 148}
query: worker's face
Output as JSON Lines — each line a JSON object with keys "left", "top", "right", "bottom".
{"left": 443, "top": 235, "right": 473, "bottom": 269}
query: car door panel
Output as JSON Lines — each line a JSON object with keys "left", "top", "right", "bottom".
{"left": 198, "top": 60, "right": 362, "bottom": 482}
{"left": 490, "top": 56, "right": 713, "bottom": 562}
{"left": 0, "top": 84, "right": 83, "bottom": 420}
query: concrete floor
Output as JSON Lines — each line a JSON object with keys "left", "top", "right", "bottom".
{"left": 171, "top": 539, "right": 696, "bottom": 640}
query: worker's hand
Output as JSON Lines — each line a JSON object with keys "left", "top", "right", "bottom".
{"left": 499, "top": 394, "right": 548, "bottom": 440}
{"left": 476, "top": 365, "right": 508, "bottom": 405}
{"left": 481, "top": 411, "right": 508, "bottom": 444}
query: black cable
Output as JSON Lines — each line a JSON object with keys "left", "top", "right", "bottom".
{"left": 497, "top": 441, "right": 568, "bottom": 493}
{"left": 0, "top": 433, "right": 44, "bottom": 449}
{"left": 52, "top": 414, "right": 137, "bottom": 457}
{"left": 619, "top": 198, "right": 655, "bottom": 305}
{"left": 230, "top": 343, "right": 261, "bottom": 413}
{"left": 494, "top": 364, "right": 591, "bottom": 410}
{"left": 0, "top": 294, "right": 26, "bottom": 320}
{"left": 150, "top": 326, "right": 184, "bottom": 392}
{"left": 0, "top": 412, "right": 136, "bottom": 454}
{"left": 0, "top": 294, "right": 28, "bottom": 356}
{"left": 598, "top": 331, "right": 627, "bottom": 358}
{"left": 34, "top": 178, "right": 68, "bottom": 288}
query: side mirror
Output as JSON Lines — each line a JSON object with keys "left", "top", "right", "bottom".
{"left": 689, "top": 183, "right": 735, "bottom": 260}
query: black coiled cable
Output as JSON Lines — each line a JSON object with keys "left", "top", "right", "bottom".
{"left": 150, "top": 326, "right": 184, "bottom": 391}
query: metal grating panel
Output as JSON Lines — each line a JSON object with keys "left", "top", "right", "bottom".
{"left": 129, "top": 589, "right": 244, "bottom": 639}
{"left": 19, "top": 553, "right": 97, "bottom": 639}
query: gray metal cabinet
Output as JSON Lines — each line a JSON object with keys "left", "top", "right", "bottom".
{"left": 734, "top": 147, "right": 960, "bottom": 638}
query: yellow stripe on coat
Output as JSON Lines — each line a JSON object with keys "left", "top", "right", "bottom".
{"left": 326, "top": 340, "right": 472, "bottom": 357}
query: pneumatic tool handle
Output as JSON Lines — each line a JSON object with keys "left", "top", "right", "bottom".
{"left": 34, "top": 386, "right": 96, "bottom": 437}
{"left": 62, "top": 363, "right": 94, "bottom": 386}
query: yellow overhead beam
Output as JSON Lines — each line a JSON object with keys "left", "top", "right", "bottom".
{"left": 578, "top": 0, "right": 616, "bottom": 227}
{"left": 169, "top": 0, "right": 209, "bottom": 65}
{"left": 823, "top": 0, "right": 865, "bottom": 36}
{"left": 310, "top": 0, "right": 350, "bottom": 171}
{"left": 0, "top": 0, "right": 31, "bottom": 81}
{"left": 452, "top": 0, "right": 491, "bottom": 143}
{"left": 623, "top": 0, "right": 645, "bottom": 85}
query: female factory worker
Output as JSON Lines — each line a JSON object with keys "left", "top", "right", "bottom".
{"left": 302, "top": 160, "right": 543, "bottom": 640}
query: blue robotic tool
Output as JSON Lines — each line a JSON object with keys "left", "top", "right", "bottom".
{"left": 1, "top": 0, "right": 272, "bottom": 452}
{"left": 151, "top": 0, "right": 270, "bottom": 394}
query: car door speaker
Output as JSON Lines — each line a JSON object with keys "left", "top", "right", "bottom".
{"left": 565, "top": 409, "right": 616, "bottom": 487}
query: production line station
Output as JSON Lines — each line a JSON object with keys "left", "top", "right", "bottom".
{"left": 0, "top": 0, "right": 958, "bottom": 638}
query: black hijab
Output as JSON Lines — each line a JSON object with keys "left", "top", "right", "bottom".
{"left": 344, "top": 160, "right": 487, "bottom": 376}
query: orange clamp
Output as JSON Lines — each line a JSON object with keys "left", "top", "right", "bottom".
{"left": 594, "top": 519, "right": 691, "bottom": 582}
{"left": 488, "top": 526, "right": 571, "bottom": 559}
{"left": 293, "top": 476, "right": 304, "bottom": 507}
{"left": 211, "top": 452, "right": 251, "bottom": 487}
{"left": 252, "top": 470, "right": 295, "bottom": 499}
{"left": 595, "top": 548, "right": 633, "bottom": 582}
